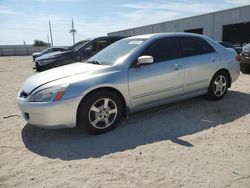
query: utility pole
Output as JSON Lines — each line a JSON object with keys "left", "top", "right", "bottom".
{"left": 69, "top": 19, "right": 76, "bottom": 45}
{"left": 47, "top": 34, "right": 50, "bottom": 46}
{"left": 49, "top": 21, "right": 54, "bottom": 46}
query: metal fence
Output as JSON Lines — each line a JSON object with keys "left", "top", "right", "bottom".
{"left": 0, "top": 45, "right": 48, "bottom": 56}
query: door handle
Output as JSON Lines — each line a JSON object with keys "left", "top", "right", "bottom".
{"left": 210, "top": 57, "right": 216, "bottom": 62}
{"left": 173, "top": 64, "right": 182, "bottom": 70}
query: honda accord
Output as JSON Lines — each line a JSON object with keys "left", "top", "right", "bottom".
{"left": 17, "top": 33, "right": 240, "bottom": 134}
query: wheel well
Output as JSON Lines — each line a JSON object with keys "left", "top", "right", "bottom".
{"left": 216, "top": 69, "right": 232, "bottom": 88}
{"left": 76, "top": 87, "right": 128, "bottom": 122}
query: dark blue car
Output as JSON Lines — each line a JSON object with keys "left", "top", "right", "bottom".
{"left": 35, "top": 36, "right": 125, "bottom": 72}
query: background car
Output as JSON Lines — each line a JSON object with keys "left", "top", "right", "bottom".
{"left": 32, "top": 47, "right": 66, "bottom": 61}
{"left": 17, "top": 33, "right": 240, "bottom": 134}
{"left": 240, "top": 43, "right": 250, "bottom": 74}
{"left": 35, "top": 36, "right": 125, "bottom": 72}
{"left": 217, "top": 41, "right": 242, "bottom": 54}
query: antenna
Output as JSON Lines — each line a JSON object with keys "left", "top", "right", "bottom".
{"left": 69, "top": 19, "right": 76, "bottom": 45}
{"left": 49, "top": 21, "right": 54, "bottom": 46}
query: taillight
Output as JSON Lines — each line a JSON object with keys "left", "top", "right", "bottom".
{"left": 236, "top": 55, "right": 241, "bottom": 62}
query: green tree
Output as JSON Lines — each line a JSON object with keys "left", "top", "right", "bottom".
{"left": 33, "top": 40, "right": 49, "bottom": 46}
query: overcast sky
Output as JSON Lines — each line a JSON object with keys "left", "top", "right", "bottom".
{"left": 0, "top": 0, "right": 249, "bottom": 46}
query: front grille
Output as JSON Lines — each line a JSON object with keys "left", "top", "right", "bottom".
{"left": 19, "top": 90, "right": 28, "bottom": 98}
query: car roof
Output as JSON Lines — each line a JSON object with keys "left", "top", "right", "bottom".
{"left": 126, "top": 32, "right": 206, "bottom": 40}
{"left": 92, "top": 36, "right": 126, "bottom": 40}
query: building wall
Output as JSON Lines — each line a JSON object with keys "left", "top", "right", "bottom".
{"left": 108, "top": 5, "right": 250, "bottom": 41}
{"left": 177, "top": 14, "right": 214, "bottom": 38}
{"left": 213, "top": 5, "right": 250, "bottom": 41}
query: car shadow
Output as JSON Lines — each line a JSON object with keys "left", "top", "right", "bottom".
{"left": 21, "top": 90, "right": 250, "bottom": 160}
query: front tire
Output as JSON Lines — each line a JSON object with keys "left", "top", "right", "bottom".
{"left": 35, "top": 63, "right": 43, "bottom": 72}
{"left": 77, "top": 90, "right": 123, "bottom": 134}
{"left": 206, "top": 71, "right": 229, "bottom": 100}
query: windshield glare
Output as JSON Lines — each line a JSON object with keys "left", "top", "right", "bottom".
{"left": 87, "top": 38, "right": 145, "bottom": 65}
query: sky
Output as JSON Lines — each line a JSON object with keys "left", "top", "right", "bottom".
{"left": 0, "top": 0, "right": 249, "bottom": 46}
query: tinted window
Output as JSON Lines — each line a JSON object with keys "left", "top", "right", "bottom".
{"left": 95, "top": 40, "right": 108, "bottom": 52}
{"left": 180, "top": 37, "right": 215, "bottom": 57}
{"left": 85, "top": 39, "right": 108, "bottom": 52}
{"left": 219, "top": 41, "right": 234, "bottom": 48}
{"left": 108, "top": 38, "right": 120, "bottom": 44}
{"left": 141, "top": 37, "right": 179, "bottom": 62}
{"left": 53, "top": 48, "right": 60, "bottom": 52}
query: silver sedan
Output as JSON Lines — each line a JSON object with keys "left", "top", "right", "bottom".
{"left": 17, "top": 33, "right": 240, "bottom": 134}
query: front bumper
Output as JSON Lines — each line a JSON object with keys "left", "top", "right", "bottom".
{"left": 35, "top": 61, "right": 55, "bottom": 72}
{"left": 17, "top": 97, "right": 81, "bottom": 129}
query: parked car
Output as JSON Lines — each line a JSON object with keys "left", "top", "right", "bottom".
{"left": 217, "top": 41, "right": 242, "bottom": 54}
{"left": 32, "top": 47, "right": 66, "bottom": 61}
{"left": 17, "top": 33, "right": 240, "bottom": 134}
{"left": 240, "top": 43, "right": 250, "bottom": 74}
{"left": 35, "top": 36, "right": 125, "bottom": 71}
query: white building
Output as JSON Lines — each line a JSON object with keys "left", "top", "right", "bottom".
{"left": 108, "top": 5, "right": 250, "bottom": 45}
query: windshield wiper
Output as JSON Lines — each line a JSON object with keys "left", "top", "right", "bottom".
{"left": 86, "top": 60, "right": 102, "bottom": 65}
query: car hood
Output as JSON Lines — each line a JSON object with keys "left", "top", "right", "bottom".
{"left": 36, "top": 50, "right": 72, "bottom": 60}
{"left": 22, "top": 63, "right": 108, "bottom": 93}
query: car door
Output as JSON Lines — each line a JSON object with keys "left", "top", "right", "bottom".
{"left": 178, "top": 36, "right": 219, "bottom": 94}
{"left": 128, "top": 37, "right": 185, "bottom": 111}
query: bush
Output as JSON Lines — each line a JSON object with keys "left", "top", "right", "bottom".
{"left": 33, "top": 40, "right": 49, "bottom": 46}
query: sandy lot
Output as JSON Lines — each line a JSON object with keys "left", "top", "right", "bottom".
{"left": 0, "top": 56, "right": 249, "bottom": 188}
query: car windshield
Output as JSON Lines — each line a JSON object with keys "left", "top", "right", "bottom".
{"left": 87, "top": 38, "right": 145, "bottom": 65}
{"left": 42, "top": 48, "right": 52, "bottom": 53}
{"left": 67, "top": 40, "right": 90, "bottom": 51}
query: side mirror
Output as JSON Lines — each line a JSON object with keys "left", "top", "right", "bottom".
{"left": 137, "top": 55, "right": 154, "bottom": 66}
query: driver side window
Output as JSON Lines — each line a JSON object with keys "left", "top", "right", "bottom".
{"left": 140, "top": 37, "right": 179, "bottom": 63}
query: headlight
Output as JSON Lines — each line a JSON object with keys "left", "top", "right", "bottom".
{"left": 29, "top": 84, "right": 69, "bottom": 102}
{"left": 38, "top": 58, "right": 56, "bottom": 66}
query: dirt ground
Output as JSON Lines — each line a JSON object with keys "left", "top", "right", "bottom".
{"left": 0, "top": 56, "right": 249, "bottom": 188}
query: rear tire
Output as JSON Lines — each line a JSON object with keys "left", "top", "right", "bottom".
{"left": 77, "top": 90, "right": 123, "bottom": 134}
{"left": 206, "top": 71, "right": 229, "bottom": 100}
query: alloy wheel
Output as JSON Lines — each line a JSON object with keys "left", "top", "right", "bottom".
{"left": 213, "top": 75, "right": 227, "bottom": 97}
{"left": 88, "top": 98, "right": 118, "bottom": 129}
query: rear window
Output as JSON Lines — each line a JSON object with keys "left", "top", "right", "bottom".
{"left": 180, "top": 36, "right": 215, "bottom": 57}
